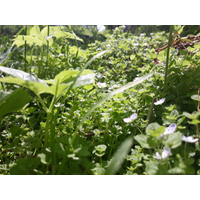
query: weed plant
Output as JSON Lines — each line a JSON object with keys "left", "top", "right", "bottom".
{"left": 0, "top": 25, "right": 200, "bottom": 175}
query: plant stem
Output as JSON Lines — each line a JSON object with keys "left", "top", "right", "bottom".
{"left": 164, "top": 25, "right": 173, "bottom": 94}
{"left": 45, "top": 25, "right": 49, "bottom": 79}
{"left": 147, "top": 98, "right": 155, "bottom": 125}
{"left": 196, "top": 88, "right": 200, "bottom": 137}
{"left": 1, "top": 82, "right": 5, "bottom": 91}
{"left": 36, "top": 94, "right": 48, "bottom": 113}
{"left": 24, "top": 25, "right": 27, "bottom": 72}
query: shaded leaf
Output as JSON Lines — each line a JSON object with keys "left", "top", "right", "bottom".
{"left": 163, "top": 131, "right": 182, "bottom": 149}
{"left": 10, "top": 157, "right": 40, "bottom": 175}
{"left": 145, "top": 162, "right": 168, "bottom": 175}
{"left": 0, "top": 47, "right": 12, "bottom": 64}
{"left": 105, "top": 137, "right": 133, "bottom": 175}
{"left": 134, "top": 134, "right": 155, "bottom": 149}
{"left": 0, "top": 90, "right": 11, "bottom": 103}
{"left": 0, "top": 88, "right": 32, "bottom": 119}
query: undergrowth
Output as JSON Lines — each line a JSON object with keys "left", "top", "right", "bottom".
{"left": 0, "top": 25, "right": 200, "bottom": 175}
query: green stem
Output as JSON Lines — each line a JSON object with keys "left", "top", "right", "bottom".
{"left": 44, "top": 110, "right": 51, "bottom": 149}
{"left": 24, "top": 25, "right": 27, "bottom": 72}
{"left": 164, "top": 25, "right": 173, "bottom": 94}
{"left": 36, "top": 94, "right": 48, "bottom": 112}
{"left": 147, "top": 98, "right": 155, "bottom": 125}
{"left": 1, "top": 82, "right": 5, "bottom": 91}
{"left": 45, "top": 25, "right": 49, "bottom": 79}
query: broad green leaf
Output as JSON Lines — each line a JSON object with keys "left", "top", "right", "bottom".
{"left": 183, "top": 111, "right": 200, "bottom": 119}
{"left": 163, "top": 131, "right": 182, "bottom": 149}
{"left": 168, "top": 167, "right": 185, "bottom": 174}
{"left": 150, "top": 53, "right": 157, "bottom": 59}
{"left": 170, "top": 109, "right": 179, "bottom": 117}
{"left": 105, "top": 137, "right": 133, "bottom": 175}
{"left": 41, "top": 26, "right": 55, "bottom": 37}
{"left": 33, "top": 33, "right": 54, "bottom": 46}
{"left": 146, "top": 122, "right": 165, "bottom": 137}
{"left": 157, "top": 49, "right": 167, "bottom": 62}
{"left": 12, "top": 35, "right": 43, "bottom": 47}
{"left": 30, "top": 25, "right": 40, "bottom": 35}
{"left": 179, "top": 50, "right": 188, "bottom": 55}
{"left": 193, "top": 43, "right": 200, "bottom": 50}
{"left": 182, "top": 59, "right": 190, "bottom": 66}
{"left": 0, "top": 77, "right": 52, "bottom": 95}
{"left": 184, "top": 158, "right": 195, "bottom": 166}
{"left": 0, "top": 66, "right": 48, "bottom": 86}
{"left": 55, "top": 70, "right": 93, "bottom": 84}
{"left": 134, "top": 134, "right": 155, "bottom": 149}
{"left": 52, "top": 26, "right": 83, "bottom": 42}
{"left": 130, "top": 55, "right": 135, "bottom": 60}
{"left": 183, "top": 111, "right": 192, "bottom": 119}
{"left": 51, "top": 70, "right": 95, "bottom": 96}
{"left": 145, "top": 162, "right": 168, "bottom": 175}
{"left": 83, "top": 84, "right": 93, "bottom": 90}
{"left": 189, "top": 119, "right": 200, "bottom": 125}
{"left": 0, "top": 88, "right": 32, "bottom": 119}
{"left": 10, "top": 126, "right": 27, "bottom": 137}
{"left": 10, "top": 157, "right": 40, "bottom": 175}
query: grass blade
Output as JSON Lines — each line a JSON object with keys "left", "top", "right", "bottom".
{"left": 105, "top": 137, "right": 133, "bottom": 175}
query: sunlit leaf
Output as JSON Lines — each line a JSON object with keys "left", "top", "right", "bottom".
{"left": 0, "top": 66, "right": 48, "bottom": 85}
{"left": 146, "top": 122, "right": 165, "bottom": 137}
{"left": 30, "top": 25, "right": 40, "bottom": 35}
{"left": 0, "top": 77, "right": 52, "bottom": 95}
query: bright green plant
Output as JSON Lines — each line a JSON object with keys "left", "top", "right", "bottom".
{"left": 1, "top": 25, "right": 200, "bottom": 175}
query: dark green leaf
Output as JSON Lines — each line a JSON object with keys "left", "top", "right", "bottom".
{"left": 105, "top": 137, "right": 133, "bottom": 175}
{"left": 0, "top": 88, "right": 32, "bottom": 119}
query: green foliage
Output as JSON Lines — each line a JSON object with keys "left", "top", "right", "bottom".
{"left": 0, "top": 25, "right": 200, "bottom": 175}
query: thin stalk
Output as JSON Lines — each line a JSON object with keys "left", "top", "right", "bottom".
{"left": 147, "top": 98, "right": 155, "bottom": 125}
{"left": 44, "top": 25, "right": 50, "bottom": 78}
{"left": 44, "top": 110, "right": 51, "bottom": 149}
{"left": 164, "top": 25, "right": 173, "bottom": 94}
{"left": 36, "top": 94, "right": 48, "bottom": 112}
{"left": 24, "top": 25, "right": 27, "bottom": 72}
{"left": 196, "top": 88, "right": 200, "bottom": 137}
{"left": 1, "top": 83, "right": 5, "bottom": 91}
{"left": 44, "top": 81, "right": 59, "bottom": 151}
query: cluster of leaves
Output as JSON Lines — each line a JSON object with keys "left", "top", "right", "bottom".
{"left": 0, "top": 25, "right": 200, "bottom": 175}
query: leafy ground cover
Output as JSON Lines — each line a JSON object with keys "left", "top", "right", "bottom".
{"left": 0, "top": 25, "right": 200, "bottom": 175}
